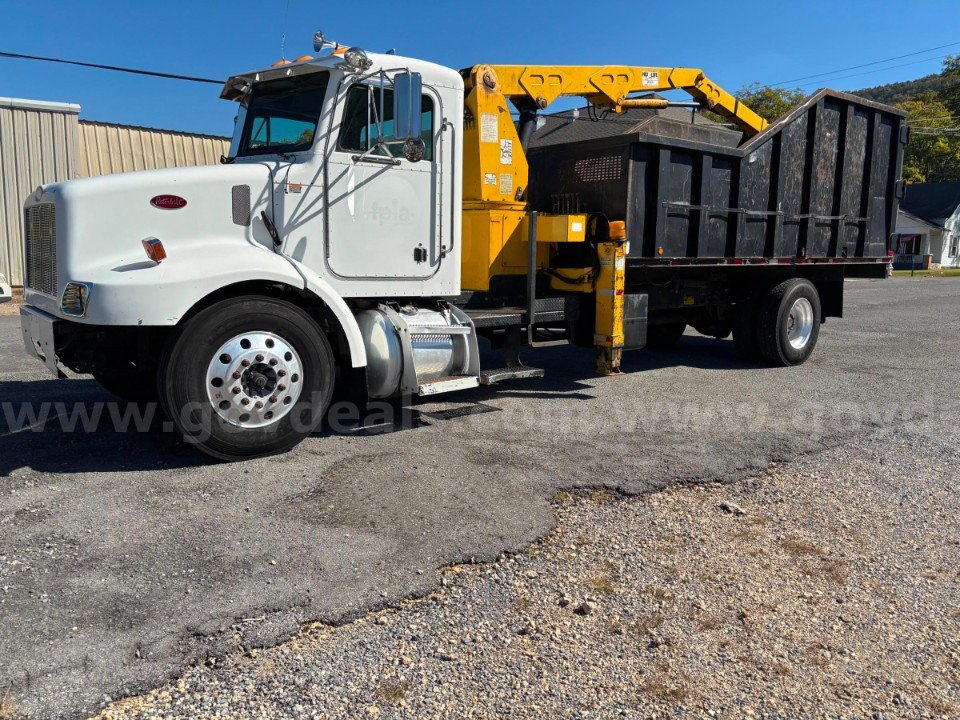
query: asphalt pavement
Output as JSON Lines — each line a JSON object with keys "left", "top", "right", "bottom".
{"left": 0, "top": 278, "right": 957, "bottom": 719}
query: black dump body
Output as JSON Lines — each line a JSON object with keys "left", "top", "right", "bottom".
{"left": 528, "top": 89, "right": 907, "bottom": 264}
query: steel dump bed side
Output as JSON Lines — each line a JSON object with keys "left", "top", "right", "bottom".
{"left": 528, "top": 89, "right": 907, "bottom": 264}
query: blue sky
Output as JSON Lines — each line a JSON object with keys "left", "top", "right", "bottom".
{"left": 1, "top": 0, "right": 958, "bottom": 136}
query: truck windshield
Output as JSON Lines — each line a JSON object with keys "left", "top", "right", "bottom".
{"left": 236, "top": 72, "right": 329, "bottom": 157}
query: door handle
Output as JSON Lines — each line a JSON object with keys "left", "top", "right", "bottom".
{"left": 351, "top": 154, "right": 401, "bottom": 167}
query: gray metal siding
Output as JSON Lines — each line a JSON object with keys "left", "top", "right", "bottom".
{"left": 0, "top": 98, "right": 79, "bottom": 287}
{"left": 77, "top": 122, "right": 229, "bottom": 177}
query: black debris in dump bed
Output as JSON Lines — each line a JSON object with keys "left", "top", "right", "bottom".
{"left": 527, "top": 89, "right": 907, "bottom": 262}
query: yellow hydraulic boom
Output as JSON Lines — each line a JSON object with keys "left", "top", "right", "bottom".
{"left": 459, "top": 64, "right": 767, "bottom": 373}
{"left": 485, "top": 65, "right": 767, "bottom": 134}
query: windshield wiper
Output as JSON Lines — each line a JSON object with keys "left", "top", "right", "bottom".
{"left": 220, "top": 154, "right": 235, "bottom": 164}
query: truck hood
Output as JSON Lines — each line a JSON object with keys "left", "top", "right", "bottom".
{"left": 33, "top": 163, "right": 279, "bottom": 283}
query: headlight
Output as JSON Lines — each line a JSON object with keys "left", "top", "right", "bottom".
{"left": 343, "top": 47, "right": 372, "bottom": 71}
{"left": 60, "top": 282, "right": 92, "bottom": 318}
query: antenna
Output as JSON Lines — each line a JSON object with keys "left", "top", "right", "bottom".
{"left": 280, "top": 0, "right": 292, "bottom": 59}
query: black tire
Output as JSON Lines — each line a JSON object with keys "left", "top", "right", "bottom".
{"left": 161, "top": 296, "right": 335, "bottom": 460}
{"left": 757, "top": 278, "right": 821, "bottom": 366}
{"left": 732, "top": 291, "right": 763, "bottom": 361}
{"left": 645, "top": 322, "right": 686, "bottom": 348}
{"left": 93, "top": 366, "right": 159, "bottom": 403}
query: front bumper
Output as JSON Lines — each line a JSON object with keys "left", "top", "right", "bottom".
{"left": 20, "top": 306, "right": 66, "bottom": 378}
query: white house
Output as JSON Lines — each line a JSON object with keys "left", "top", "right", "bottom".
{"left": 894, "top": 182, "right": 960, "bottom": 269}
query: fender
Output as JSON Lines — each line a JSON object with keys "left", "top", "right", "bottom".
{"left": 280, "top": 255, "right": 367, "bottom": 368}
{"left": 60, "top": 240, "right": 367, "bottom": 368}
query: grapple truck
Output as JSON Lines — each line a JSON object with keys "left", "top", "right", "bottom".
{"left": 19, "top": 32, "right": 906, "bottom": 459}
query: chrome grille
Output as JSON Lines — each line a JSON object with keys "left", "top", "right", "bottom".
{"left": 24, "top": 203, "right": 57, "bottom": 296}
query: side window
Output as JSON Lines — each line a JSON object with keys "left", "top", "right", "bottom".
{"left": 338, "top": 84, "right": 434, "bottom": 161}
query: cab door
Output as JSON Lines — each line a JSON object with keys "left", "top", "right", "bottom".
{"left": 323, "top": 80, "right": 441, "bottom": 280}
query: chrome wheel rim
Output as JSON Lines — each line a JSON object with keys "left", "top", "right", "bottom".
{"left": 205, "top": 332, "right": 303, "bottom": 429}
{"left": 786, "top": 297, "right": 814, "bottom": 350}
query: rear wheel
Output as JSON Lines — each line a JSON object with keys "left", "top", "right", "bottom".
{"left": 645, "top": 322, "right": 686, "bottom": 348}
{"left": 757, "top": 278, "right": 821, "bottom": 366}
{"left": 161, "top": 296, "right": 335, "bottom": 460}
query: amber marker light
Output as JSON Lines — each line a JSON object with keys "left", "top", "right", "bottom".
{"left": 609, "top": 220, "right": 626, "bottom": 241}
{"left": 142, "top": 238, "right": 167, "bottom": 263}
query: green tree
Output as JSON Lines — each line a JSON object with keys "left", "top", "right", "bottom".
{"left": 938, "top": 54, "right": 960, "bottom": 114}
{"left": 735, "top": 83, "right": 806, "bottom": 122}
{"left": 899, "top": 91, "right": 960, "bottom": 183}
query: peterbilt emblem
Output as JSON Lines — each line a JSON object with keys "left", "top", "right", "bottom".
{"left": 150, "top": 194, "right": 188, "bottom": 210}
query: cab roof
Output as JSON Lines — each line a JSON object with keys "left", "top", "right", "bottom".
{"left": 221, "top": 51, "right": 462, "bottom": 101}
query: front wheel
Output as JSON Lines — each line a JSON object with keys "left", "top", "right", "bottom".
{"left": 161, "top": 296, "right": 335, "bottom": 460}
{"left": 757, "top": 278, "right": 821, "bottom": 366}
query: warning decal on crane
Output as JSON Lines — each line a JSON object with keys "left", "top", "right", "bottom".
{"left": 500, "top": 139, "right": 513, "bottom": 165}
{"left": 642, "top": 71, "right": 660, "bottom": 87}
{"left": 480, "top": 113, "right": 499, "bottom": 143}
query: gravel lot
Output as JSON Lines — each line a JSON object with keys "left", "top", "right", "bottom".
{"left": 95, "top": 420, "right": 960, "bottom": 720}
{"left": 0, "top": 278, "right": 958, "bottom": 719}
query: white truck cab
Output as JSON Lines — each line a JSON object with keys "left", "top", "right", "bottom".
{"left": 20, "top": 35, "right": 473, "bottom": 459}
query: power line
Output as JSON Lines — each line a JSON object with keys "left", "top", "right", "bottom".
{"left": 791, "top": 52, "right": 958, "bottom": 89}
{"left": 0, "top": 50, "right": 223, "bottom": 84}
{"left": 765, "top": 40, "right": 960, "bottom": 87}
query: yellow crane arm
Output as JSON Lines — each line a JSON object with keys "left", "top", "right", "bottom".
{"left": 468, "top": 64, "right": 767, "bottom": 136}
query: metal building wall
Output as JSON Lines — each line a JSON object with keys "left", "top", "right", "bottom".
{"left": 77, "top": 122, "right": 230, "bottom": 177}
{"left": 0, "top": 97, "right": 79, "bottom": 287}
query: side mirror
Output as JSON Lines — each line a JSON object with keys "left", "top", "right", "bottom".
{"left": 402, "top": 138, "right": 425, "bottom": 163}
{"left": 393, "top": 71, "right": 422, "bottom": 141}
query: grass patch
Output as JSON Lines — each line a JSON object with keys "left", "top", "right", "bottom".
{"left": 553, "top": 489, "right": 572, "bottom": 504}
{"left": 646, "top": 585, "right": 674, "bottom": 602}
{"left": 892, "top": 268, "right": 960, "bottom": 277}
{"left": 589, "top": 571, "right": 618, "bottom": 595}
{"left": 605, "top": 615, "right": 624, "bottom": 634}
{"left": 513, "top": 594, "right": 535, "bottom": 612}
{"left": 731, "top": 527, "right": 759, "bottom": 541}
{"left": 640, "top": 677, "right": 689, "bottom": 703}
{"left": 802, "top": 642, "right": 832, "bottom": 668}
{"left": 770, "top": 661, "right": 793, "bottom": 677}
{"left": 587, "top": 487, "right": 618, "bottom": 503}
{"left": 693, "top": 616, "right": 721, "bottom": 632}
{"left": 780, "top": 538, "right": 827, "bottom": 557}
{"left": 627, "top": 613, "right": 665, "bottom": 635}
{"left": 820, "top": 558, "right": 848, "bottom": 584}
{"left": 926, "top": 696, "right": 957, "bottom": 715}
{"left": 377, "top": 680, "right": 411, "bottom": 705}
